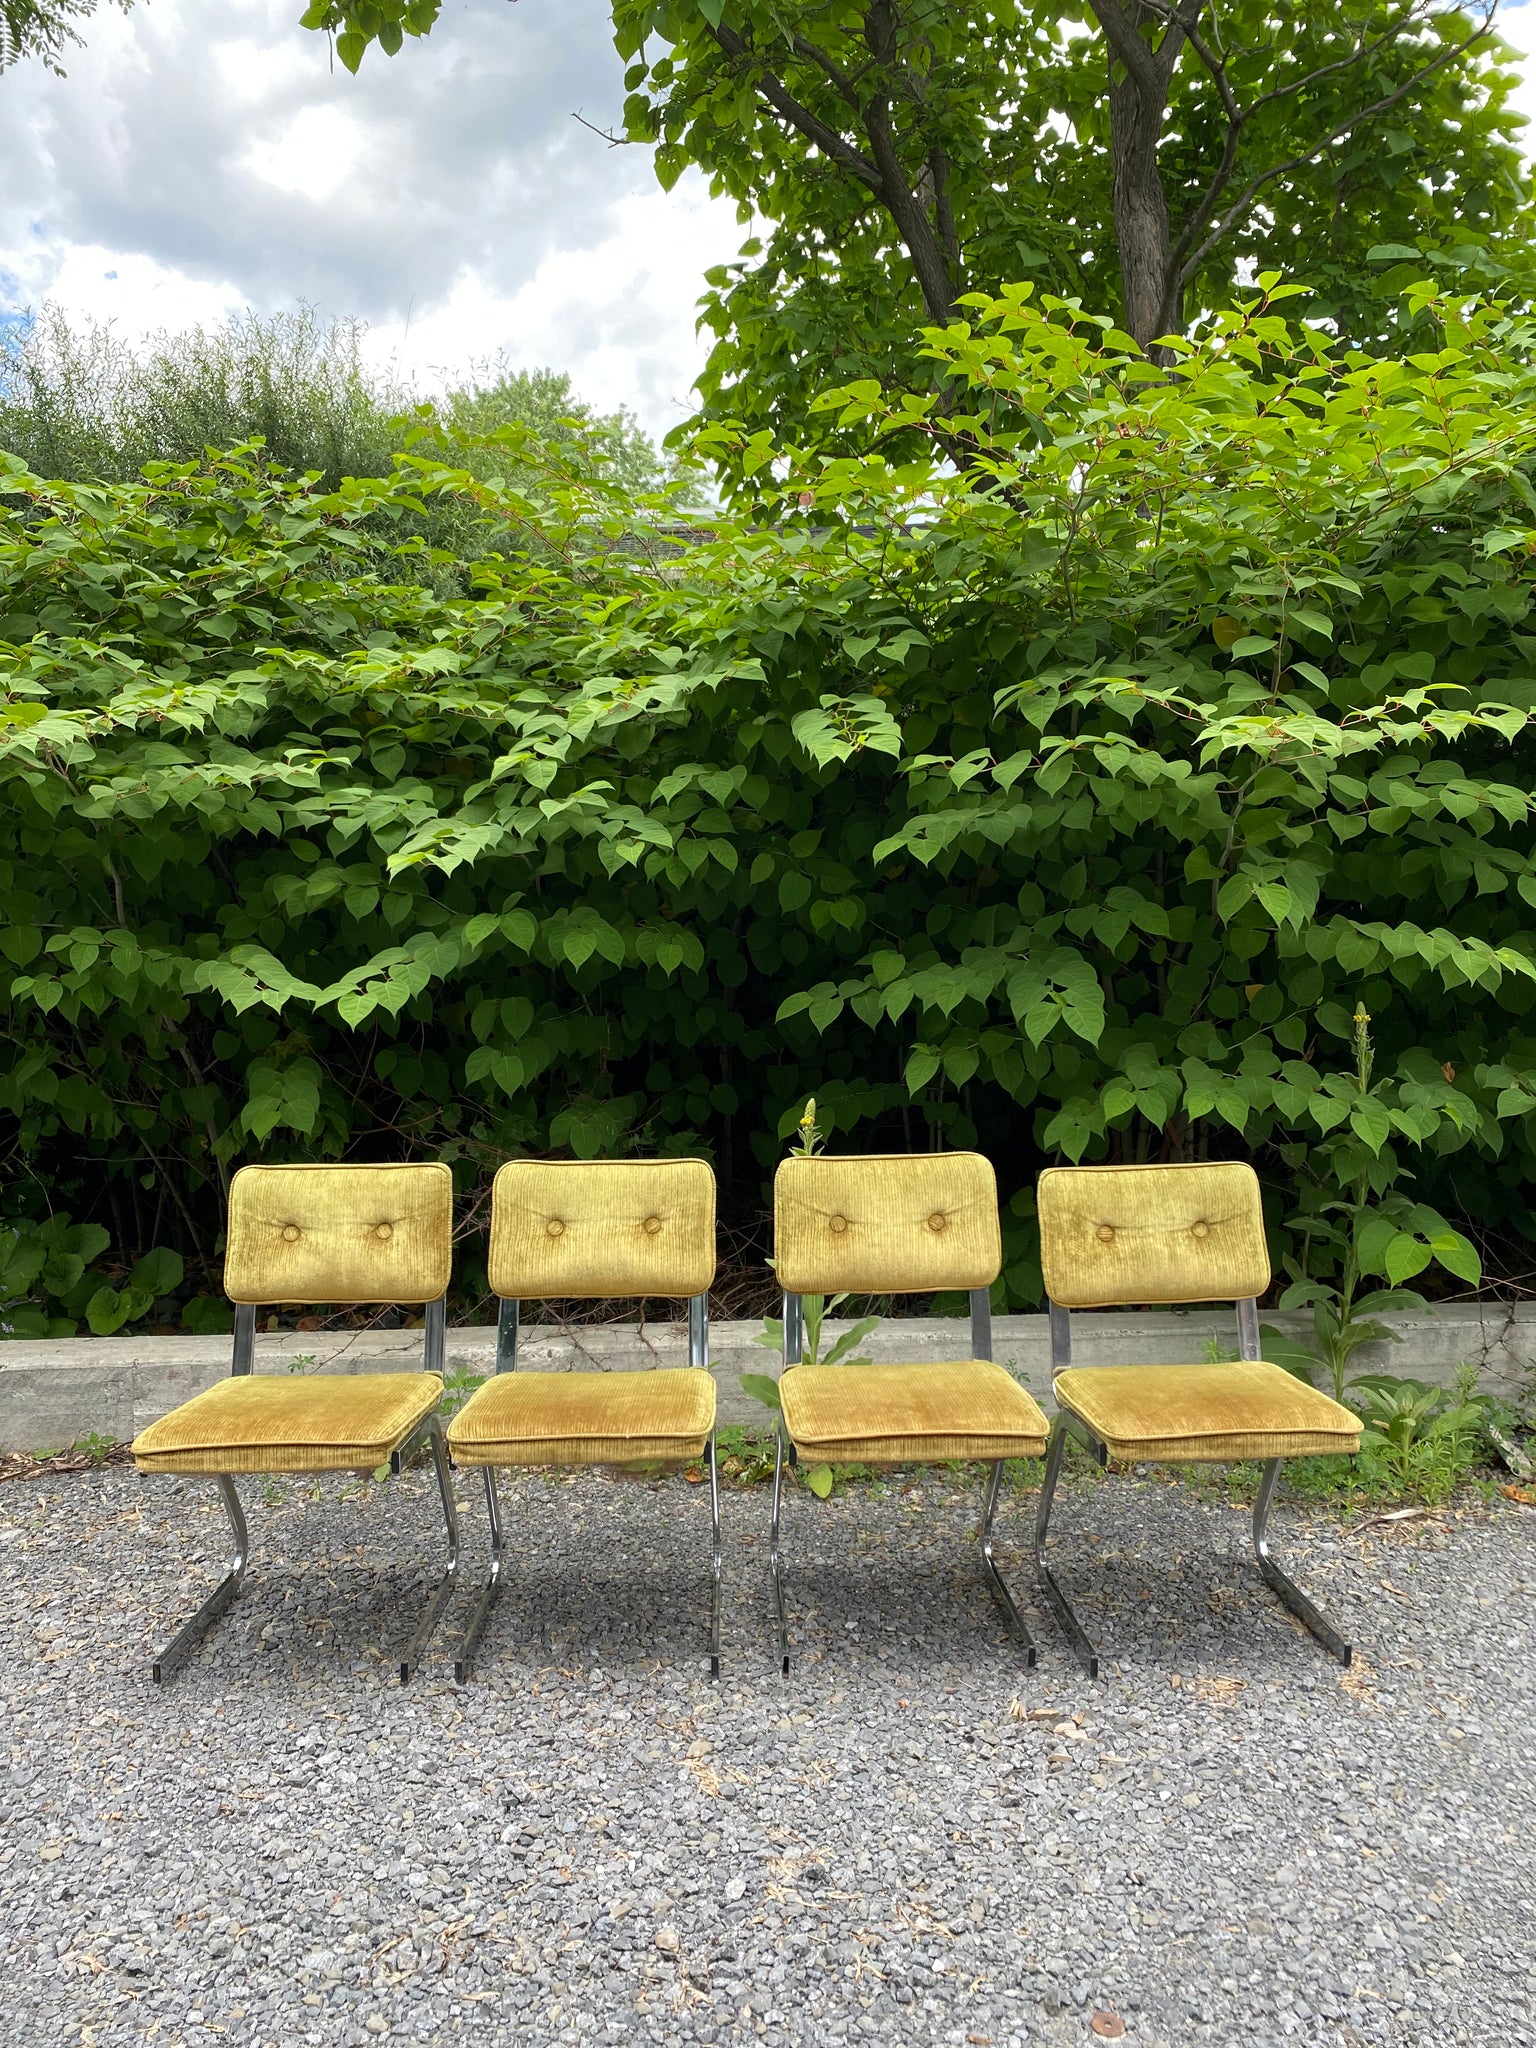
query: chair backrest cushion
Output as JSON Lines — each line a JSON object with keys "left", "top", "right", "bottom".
{"left": 774, "top": 1153, "right": 1001, "bottom": 1296}
{"left": 1038, "top": 1161, "right": 1270, "bottom": 1308}
{"left": 224, "top": 1161, "right": 453, "bottom": 1306}
{"left": 488, "top": 1158, "right": 716, "bottom": 1300}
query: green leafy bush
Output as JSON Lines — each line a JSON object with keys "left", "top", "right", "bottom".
{"left": 0, "top": 306, "right": 673, "bottom": 504}
{"left": 3, "top": 280, "right": 1536, "bottom": 1306}
{"left": 0, "top": 1215, "right": 182, "bottom": 1337}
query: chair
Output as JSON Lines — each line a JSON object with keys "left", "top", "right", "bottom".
{"left": 446, "top": 1157, "right": 720, "bottom": 1682}
{"left": 770, "top": 1152, "right": 1049, "bottom": 1673}
{"left": 131, "top": 1161, "right": 459, "bottom": 1685}
{"left": 1034, "top": 1160, "right": 1362, "bottom": 1677}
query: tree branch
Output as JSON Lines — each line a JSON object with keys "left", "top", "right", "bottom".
{"left": 928, "top": 145, "right": 961, "bottom": 278}
{"left": 1090, "top": 0, "right": 1203, "bottom": 94}
{"left": 789, "top": 31, "right": 866, "bottom": 112}
{"left": 710, "top": 22, "right": 883, "bottom": 194}
{"left": 1165, "top": 2, "right": 1498, "bottom": 294}
{"left": 1175, "top": 14, "right": 1502, "bottom": 294}
{"left": 858, "top": 0, "right": 960, "bottom": 322}
{"left": 1088, "top": 0, "right": 1164, "bottom": 96}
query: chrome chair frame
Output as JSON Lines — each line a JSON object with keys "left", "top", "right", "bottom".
{"left": 151, "top": 1295, "right": 460, "bottom": 1686}
{"left": 771, "top": 1288, "right": 1036, "bottom": 1675}
{"left": 453, "top": 1291, "right": 722, "bottom": 1683}
{"left": 1034, "top": 1294, "right": 1352, "bottom": 1678}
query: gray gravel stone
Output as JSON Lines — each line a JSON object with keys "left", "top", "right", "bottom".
{"left": 0, "top": 1464, "right": 1531, "bottom": 2046}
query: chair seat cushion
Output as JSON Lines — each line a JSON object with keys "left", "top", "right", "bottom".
{"left": 446, "top": 1368, "right": 716, "bottom": 1466}
{"left": 780, "top": 1360, "right": 1049, "bottom": 1464}
{"left": 1053, "top": 1360, "right": 1362, "bottom": 1462}
{"left": 132, "top": 1373, "right": 443, "bottom": 1475}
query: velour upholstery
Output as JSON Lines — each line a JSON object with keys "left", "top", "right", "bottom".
{"left": 132, "top": 1373, "right": 443, "bottom": 1475}
{"left": 774, "top": 1153, "right": 1002, "bottom": 1297}
{"left": 780, "top": 1360, "right": 1049, "bottom": 1465}
{"left": 223, "top": 1162, "right": 453, "bottom": 1306}
{"left": 488, "top": 1158, "right": 716, "bottom": 1300}
{"left": 447, "top": 1368, "right": 715, "bottom": 1466}
{"left": 1037, "top": 1161, "right": 1271, "bottom": 1308}
{"left": 1053, "top": 1361, "right": 1362, "bottom": 1463}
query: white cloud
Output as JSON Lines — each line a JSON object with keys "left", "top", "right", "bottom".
{"left": 0, "top": 0, "right": 744, "bottom": 443}
{"left": 245, "top": 105, "right": 365, "bottom": 202}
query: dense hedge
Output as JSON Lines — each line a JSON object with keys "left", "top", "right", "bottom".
{"left": 2, "top": 282, "right": 1535, "bottom": 1327}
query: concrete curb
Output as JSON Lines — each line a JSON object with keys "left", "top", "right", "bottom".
{"left": 0, "top": 1301, "right": 1530, "bottom": 1452}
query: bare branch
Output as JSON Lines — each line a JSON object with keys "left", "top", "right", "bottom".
{"left": 570, "top": 111, "right": 633, "bottom": 149}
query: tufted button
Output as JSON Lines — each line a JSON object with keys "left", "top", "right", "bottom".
{"left": 1191, "top": 1220, "right": 1210, "bottom": 1240}
{"left": 828, "top": 1214, "right": 849, "bottom": 1236}
{"left": 546, "top": 1217, "right": 566, "bottom": 1239}
{"left": 1095, "top": 1223, "right": 1115, "bottom": 1244}
{"left": 927, "top": 1211, "right": 948, "bottom": 1234}
{"left": 281, "top": 1224, "right": 301, "bottom": 1243}
{"left": 374, "top": 1222, "right": 394, "bottom": 1243}
{"left": 642, "top": 1214, "right": 663, "bottom": 1236}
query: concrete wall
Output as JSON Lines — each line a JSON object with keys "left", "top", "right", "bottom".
{"left": 1, "top": 1301, "right": 1530, "bottom": 1453}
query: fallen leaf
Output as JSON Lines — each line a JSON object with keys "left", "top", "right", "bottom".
{"left": 1501, "top": 1484, "right": 1536, "bottom": 1507}
{"left": 1091, "top": 2014, "right": 1127, "bottom": 2040}
{"left": 1189, "top": 1675, "right": 1247, "bottom": 1706}
{"left": 1340, "top": 1653, "right": 1379, "bottom": 1708}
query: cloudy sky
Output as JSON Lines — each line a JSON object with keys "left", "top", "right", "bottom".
{"left": 3, "top": 0, "right": 1536, "bottom": 445}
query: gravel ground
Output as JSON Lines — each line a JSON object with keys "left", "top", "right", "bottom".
{"left": 1, "top": 1459, "right": 1533, "bottom": 2048}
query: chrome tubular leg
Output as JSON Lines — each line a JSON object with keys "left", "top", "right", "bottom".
{"left": 400, "top": 1418, "right": 460, "bottom": 1683}
{"left": 769, "top": 1425, "right": 789, "bottom": 1676}
{"left": 707, "top": 1434, "right": 722, "bottom": 1680}
{"left": 979, "top": 1462, "right": 1037, "bottom": 1668}
{"left": 454, "top": 1467, "right": 506, "bottom": 1685}
{"left": 1034, "top": 1414, "right": 1100, "bottom": 1680}
{"left": 1252, "top": 1460, "right": 1352, "bottom": 1667}
{"left": 152, "top": 1475, "right": 250, "bottom": 1686}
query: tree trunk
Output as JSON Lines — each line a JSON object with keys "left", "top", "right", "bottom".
{"left": 1107, "top": 36, "right": 1176, "bottom": 351}
{"left": 1093, "top": 0, "right": 1192, "bottom": 356}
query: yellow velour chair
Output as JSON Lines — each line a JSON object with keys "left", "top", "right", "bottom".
{"left": 771, "top": 1152, "right": 1049, "bottom": 1672}
{"left": 1034, "top": 1161, "right": 1362, "bottom": 1677}
{"left": 446, "top": 1157, "right": 720, "bottom": 1682}
{"left": 132, "top": 1162, "right": 458, "bottom": 1685}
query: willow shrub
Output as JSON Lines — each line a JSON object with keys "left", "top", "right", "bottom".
{"left": 2, "top": 281, "right": 1536, "bottom": 1328}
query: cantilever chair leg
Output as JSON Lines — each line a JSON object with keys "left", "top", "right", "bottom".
{"left": 979, "top": 1462, "right": 1037, "bottom": 1668}
{"left": 455, "top": 1466, "right": 506, "bottom": 1685}
{"left": 1034, "top": 1414, "right": 1101, "bottom": 1680}
{"left": 1252, "top": 1459, "right": 1352, "bottom": 1666}
{"left": 707, "top": 1433, "right": 722, "bottom": 1680}
{"left": 399, "top": 1417, "right": 460, "bottom": 1683}
{"left": 152, "top": 1475, "right": 250, "bottom": 1685}
{"left": 769, "top": 1424, "right": 790, "bottom": 1675}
